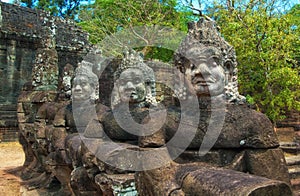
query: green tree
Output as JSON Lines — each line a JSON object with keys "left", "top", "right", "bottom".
{"left": 204, "top": 0, "right": 300, "bottom": 121}
{"left": 78, "top": 0, "right": 193, "bottom": 60}
{"left": 16, "top": 0, "right": 85, "bottom": 19}
{"left": 288, "top": 4, "right": 300, "bottom": 64}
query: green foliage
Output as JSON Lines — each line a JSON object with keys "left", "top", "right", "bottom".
{"left": 78, "top": 0, "right": 193, "bottom": 59}
{"left": 206, "top": 0, "right": 300, "bottom": 121}
{"left": 246, "top": 94, "right": 255, "bottom": 105}
{"left": 288, "top": 4, "right": 300, "bottom": 63}
{"left": 136, "top": 47, "right": 174, "bottom": 62}
{"left": 16, "top": 0, "right": 84, "bottom": 19}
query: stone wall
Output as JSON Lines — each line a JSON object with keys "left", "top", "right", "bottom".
{"left": 276, "top": 110, "right": 300, "bottom": 150}
{"left": 0, "top": 37, "right": 36, "bottom": 104}
{"left": 0, "top": 2, "right": 90, "bottom": 141}
{"left": 277, "top": 110, "right": 300, "bottom": 131}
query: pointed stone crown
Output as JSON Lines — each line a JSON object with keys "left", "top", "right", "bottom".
{"left": 114, "top": 49, "right": 155, "bottom": 85}
{"left": 175, "top": 17, "right": 236, "bottom": 71}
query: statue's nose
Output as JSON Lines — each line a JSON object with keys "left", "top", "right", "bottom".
{"left": 74, "top": 84, "right": 82, "bottom": 91}
{"left": 192, "top": 63, "right": 211, "bottom": 76}
{"left": 125, "top": 81, "right": 134, "bottom": 89}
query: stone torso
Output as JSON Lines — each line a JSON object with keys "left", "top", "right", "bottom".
{"left": 165, "top": 104, "right": 279, "bottom": 149}
{"left": 101, "top": 105, "right": 151, "bottom": 142}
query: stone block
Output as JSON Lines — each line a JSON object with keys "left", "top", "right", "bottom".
{"left": 22, "top": 102, "right": 34, "bottom": 115}
{"left": 45, "top": 125, "right": 54, "bottom": 141}
{"left": 51, "top": 127, "right": 67, "bottom": 149}
{"left": 288, "top": 166, "right": 300, "bottom": 180}
{"left": 34, "top": 120, "right": 46, "bottom": 139}
{"left": 286, "top": 155, "right": 300, "bottom": 167}
{"left": 18, "top": 123, "right": 26, "bottom": 132}
{"left": 53, "top": 117, "right": 65, "bottom": 127}
{"left": 53, "top": 108, "right": 66, "bottom": 127}
{"left": 23, "top": 123, "right": 35, "bottom": 142}
{"left": 18, "top": 91, "right": 34, "bottom": 102}
{"left": 279, "top": 144, "right": 295, "bottom": 155}
{"left": 17, "top": 103, "right": 24, "bottom": 113}
{"left": 47, "top": 101, "right": 69, "bottom": 123}
{"left": 35, "top": 103, "right": 49, "bottom": 119}
{"left": 31, "top": 91, "right": 57, "bottom": 103}
{"left": 17, "top": 112, "right": 27, "bottom": 123}
{"left": 95, "top": 173, "right": 136, "bottom": 196}
{"left": 70, "top": 166, "right": 99, "bottom": 195}
{"left": 275, "top": 127, "right": 296, "bottom": 142}
{"left": 246, "top": 148, "right": 291, "bottom": 184}
{"left": 175, "top": 149, "right": 242, "bottom": 167}
{"left": 181, "top": 167, "right": 292, "bottom": 196}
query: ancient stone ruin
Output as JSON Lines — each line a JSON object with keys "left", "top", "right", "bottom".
{"left": 0, "top": 1, "right": 298, "bottom": 195}
{"left": 0, "top": 1, "right": 89, "bottom": 142}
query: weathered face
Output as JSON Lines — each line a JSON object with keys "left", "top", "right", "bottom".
{"left": 187, "top": 49, "right": 225, "bottom": 97}
{"left": 117, "top": 68, "right": 146, "bottom": 103}
{"left": 72, "top": 75, "right": 94, "bottom": 101}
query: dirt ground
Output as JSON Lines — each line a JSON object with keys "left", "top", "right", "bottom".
{"left": 0, "top": 142, "right": 25, "bottom": 196}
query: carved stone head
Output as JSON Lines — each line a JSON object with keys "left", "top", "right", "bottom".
{"left": 72, "top": 62, "right": 99, "bottom": 102}
{"left": 174, "top": 18, "right": 245, "bottom": 103}
{"left": 112, "top": 49, "right": 156, "bottom": 107}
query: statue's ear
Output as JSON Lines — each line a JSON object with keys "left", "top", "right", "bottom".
{"left": 111, "top": 84, "right": 120, "bottom": 108}
{"left": 224, "top": 60, "right": 234, "bottom": 84}
{"left": 145, "top": 84, "right": 153, "bottom": 97}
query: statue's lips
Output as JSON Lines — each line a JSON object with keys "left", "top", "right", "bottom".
{"left": 192, "top": 78, "right": 215, "bottom": 86}
{"left": 194, "top": 81, "right": 208, "bottom": 86}
{"left": 123, "top": 91, "right": 137, "bottom": 97}
{"left": 73, "top": 92, "right": 84, "bottom": 96}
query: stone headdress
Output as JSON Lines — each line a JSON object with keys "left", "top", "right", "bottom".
{"left": 112, "top": 49, "right": 157, "bottom": 107}
{"left": 174, "top": 17, "right": 245, "bottom": 104}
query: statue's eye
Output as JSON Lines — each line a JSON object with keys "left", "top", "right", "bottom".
{"left": 81, "top": 82, "right": 88, "bottom": 86}
{"left": 190, "top": 64, "right": 196, "bottom": 70}
{"left": 119, "top": 79, "right": 125, "bottom": 86}
{"left": 208, "top": 57, "right": 218, "bottom": 67}
{"left": 216, "top": 57, "right": 222, "bottom": 64}
{"left": 134, "top": 78, "right": 142, "bottom": 84}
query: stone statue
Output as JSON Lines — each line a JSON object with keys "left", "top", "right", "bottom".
{"left": 17, "top": 68, "right": 65, "bottom": 190}
{"left": 136, "top": 17, "right": 292, "bottom": 195}
{"left": 101, "top": 49, "right": 158, "bottom": 141}
{"left": 172, "top": 17, "right": 290, "bottom": 180}
{"left": 16, "top": 16, "right": 293, "bottom": 195}
{"left": 78, "top": 49, "right": 160, "bottom": 195}
{"left": 45, "top": 60, "right": 102, "bottom": 195}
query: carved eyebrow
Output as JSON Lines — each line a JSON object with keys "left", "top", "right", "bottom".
{"left": 188, "top": 57, "right": 208, "bottom": 65}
